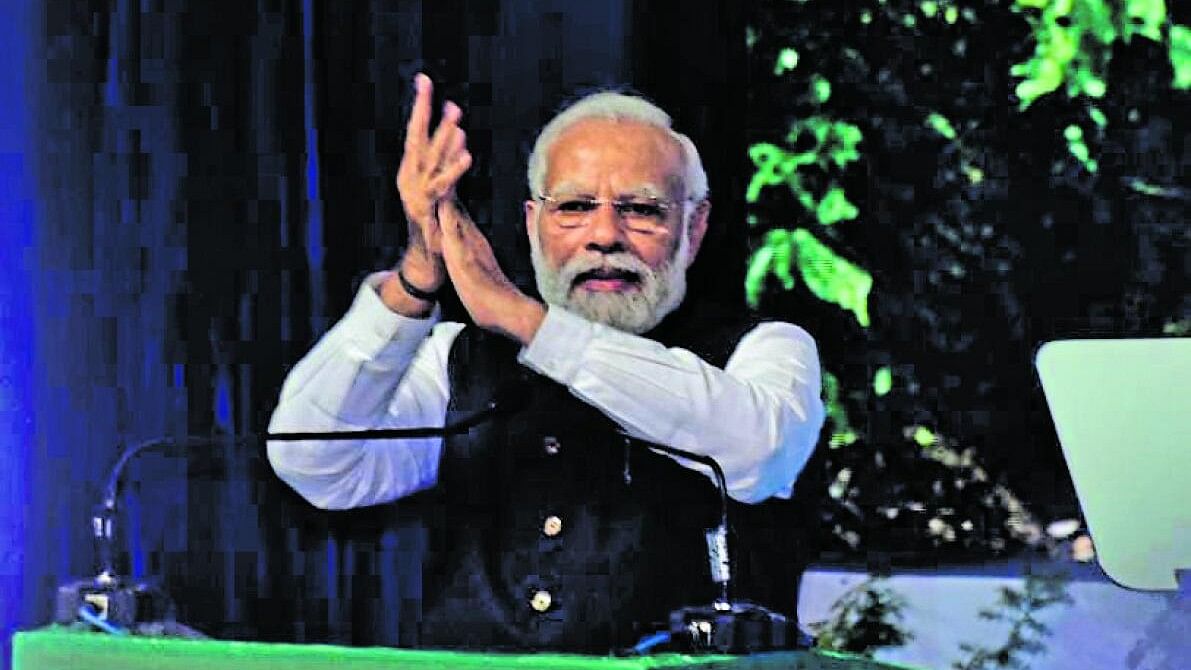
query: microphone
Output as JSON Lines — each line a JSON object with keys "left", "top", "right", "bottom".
{"left": 58, "top": 382, "right": 531, "bottom": 634}
{"left": 625, "top": 438, "right": 805, "bottom": 655}
{"left": 57, "top": 435, "right": 219, "bottom": 633}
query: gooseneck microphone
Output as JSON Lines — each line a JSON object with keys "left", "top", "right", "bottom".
{"left": 626, "top": 439, "right": 733, "bottom": 607}
{"left": 61, "top": 382, "right": 531, "bottom": 634}
{"left": 624, "top": 438, "right": 804, "bottom": 654}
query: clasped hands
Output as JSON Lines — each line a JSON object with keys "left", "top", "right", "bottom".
{"left": 393, "top": 73, "right": 544, "bottom": 345}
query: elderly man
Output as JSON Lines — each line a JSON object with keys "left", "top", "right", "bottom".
{"left": 267, "top": 73, "right": 826, "bottom": 651}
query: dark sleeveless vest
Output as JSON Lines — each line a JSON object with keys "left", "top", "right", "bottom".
{"left": 413, "top": 301, "right": 822, "bottom": 652}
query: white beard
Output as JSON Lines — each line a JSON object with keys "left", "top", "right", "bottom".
{"left": 530, "top": 228, "right": 690, "bottom": 334}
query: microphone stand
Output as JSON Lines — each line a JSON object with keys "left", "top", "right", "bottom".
{"left": 58, "top": 436, "right": 218, "bottom": 634}
{"left": 632, "top": 438, "right": 804, "bottom": 654}
{"left": 59, "top": 395, "right": 517, "bottom": 634}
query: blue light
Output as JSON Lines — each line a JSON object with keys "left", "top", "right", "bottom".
{"left": 0, "top": 0, "right": 35, "bottom": 665}
{"left": 302, "top": 0, "right": 324, "bottom": 271}
{"left": 214, "top": 368, "right": 233, "bottom": 431}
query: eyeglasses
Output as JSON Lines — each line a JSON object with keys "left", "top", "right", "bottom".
{"left": 535, "top": 194, "right": 690, "bottom": 234}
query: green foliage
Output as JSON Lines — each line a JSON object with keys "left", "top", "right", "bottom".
{"left": 813, "top": 577, "right": 914, "bottom": 658}
{"left": 1011, "top": 0, "right": 1188, "bottom": 108}
{"left": 746, "top": 111, "right": 865, "bottom": 324}
{"left": 775, "top": 47, "right": 800, "bottom": 75}
{"left": 925, "top": 112, "right": 958, "bottom": 140}
{"left": 812, "top": 75, "right": 833, "bottom": 103}
{"left": 824, "top": 371, "right": 859, "bottom": 448}
{"left": 745, "top": 227, "right": 873, "bottom": 326}
{"left": 817, "top": 186, "right": 859, "bottom": 225}
{"left": 953, "top": 572, "right": 1073, "bottom": 669}
{"left": 746, "top": 117, "right": 863, "bottom": 210}
{"left": 1163, "top": 319, "right": 1190, "bottom": 335}
{"left": 1063, "top": 123, "right": 1097, "bottom": 172}
{"left": 1122, "top": 0, "right": 1165, "bottom": 44}
{"left": 1172, "top": 24, "right": 1191, "bottom": 89}
{"left": 873, "top": 366, "right": 893, "bottom": 397}
{"left": 1010, "top": 0, "right": 1115, "bottom": 108}
{"left": 1009, "top": 0, "right": 1189, "bottom": 171}
{"left": 747, "top": 0, "right": 1186, "bottom": 570}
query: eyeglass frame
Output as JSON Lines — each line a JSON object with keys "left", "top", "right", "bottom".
{"left": 532, "top": 193, "right": 698, "bottom": 233}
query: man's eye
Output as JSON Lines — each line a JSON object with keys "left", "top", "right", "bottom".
{"left": 556, "top": 200, "right": 598, "bottom": 214}
{"left": 619, "top": 202, "right": 665, "bottom": 218}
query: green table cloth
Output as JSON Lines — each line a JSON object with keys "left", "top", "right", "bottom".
{"left": 12, "top": 628, "right": 921, "bottom": 669}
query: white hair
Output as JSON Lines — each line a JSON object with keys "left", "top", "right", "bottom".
{"left": 526, "top": 91, "right": 709, "bottom": 202}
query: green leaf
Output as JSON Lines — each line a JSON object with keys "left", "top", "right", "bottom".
{"left": 774, "top": 47, "right": 800, "bottom": 75}
{"left": 770, "top": 230, "right": 797, "bottom": 289}
{"left": 1171, "top": 24, "right": 1191, "bottom": 90}
{"left": 829, "top": 430, "right": 858, "bottom": 448}
{"left": 1122, "top": 0, "right": 1166, "bottom": 44}
{"left": 1081, "top": 75, "right": 1107, "bottom": 98}
{"left": 1083, "top": 0, "right": 1118, "bottom": 44}
{"left": 790, "top": 228, "right": 873, "bottom": 327}
{"left": 812, "top": 75, "right": 832, "bottom": 103}
{"left": 816, "top": 186, "right": 860, "bottom": 225}
{"left": 1088, "top": 106, "right": 1108, "bottom": 128}
{"left": 822, "top": 371, "right": 858, "bottom": 448}
{"left": 962, "top": 164, "right": 985, "bottom": 185}
{"left": 744, "top": 244, "right": 776, "bottom": 308}
{"left": 926, "top": 112, "right": 957, "bottom": 140}
{"left": 873, "top": 366, "right": 893, "bottom": 396}
{"left": 746, "top": 143, "right": 787, "bottom": 203}
{"left": 913, "top": 426, "right": 937, "bottom": 447}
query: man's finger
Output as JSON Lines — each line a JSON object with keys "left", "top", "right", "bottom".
{"left": 404, "top": 73, "right": 433, "bottom": 151}
{"left": 447, "top": 127, "right": 466, "bottom": 159}
{"left": 427, "top": 150, "right": 472, "bottom": 197}
{"left": 426, "top": 102, "right": 461, "bottom": 173}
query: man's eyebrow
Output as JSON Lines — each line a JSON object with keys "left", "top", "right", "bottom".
{"left": 546, "top": 181, "right": 591, "bottom": 196}
{"left": 547, "top": 182, "right": 670, "bottom": 199}
{"left": 625, "top": 184, "right": 667, "bottom": 199}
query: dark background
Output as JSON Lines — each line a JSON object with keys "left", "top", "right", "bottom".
{"left": 2, "top": 0, "right": 1185, "bottom": 663}
{"left": 9, "top": 0, "right": 754, "bottom": 655}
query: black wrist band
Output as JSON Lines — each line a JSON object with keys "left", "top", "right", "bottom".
{"left": 397, "top": 267, "right": 440, "bottom": 302}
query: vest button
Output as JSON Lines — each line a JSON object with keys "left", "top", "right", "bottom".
{"left": 530, "top": 589, "right": 553, "bottom": 612}
{"left": 543, "top": 436, "right": 561, "bottom": 455}
{"left": 542, "top": 515, "right": 563, "bottom": 537}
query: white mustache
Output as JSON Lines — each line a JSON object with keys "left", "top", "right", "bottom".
{"left": 559, "top": 252, "right": 650, "bottom": 290}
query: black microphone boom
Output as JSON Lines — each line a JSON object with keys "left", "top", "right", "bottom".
{"left": 265, "top": 378, "right": 533, "bottom": 442}
{"left": 624, "top": 436, "right": 805, "bottom": 654}
{"left": 60, "top": 382, "right": 531, "bottom": 634}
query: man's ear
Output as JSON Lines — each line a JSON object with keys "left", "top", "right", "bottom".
{"left": 524, "top": 199, "right": 539, "bottom": 239}
{"left": 685, "top": 199, "right": 711, "bottom": 267}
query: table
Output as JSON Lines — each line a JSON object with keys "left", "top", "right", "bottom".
{"left": 12, "top": 628, "right": 922, "bottom": 669}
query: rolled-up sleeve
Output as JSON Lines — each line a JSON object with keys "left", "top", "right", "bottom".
{"left": 266, "top": 272, "right": 464, "bottom": 509}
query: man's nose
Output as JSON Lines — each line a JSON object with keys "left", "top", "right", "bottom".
{"left": 584, "top": 201, "right": 630, "bottom": 250}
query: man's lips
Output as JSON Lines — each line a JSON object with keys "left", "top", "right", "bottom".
{"left": 572, "top": 268, "right": 641, "bottom": 292}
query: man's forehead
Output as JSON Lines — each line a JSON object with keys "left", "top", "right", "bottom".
{"left": 544, "top": 119, "right": 685, "bottom": 193}
{"left": 550, "top": 117, "right": 681, "bottom": 156}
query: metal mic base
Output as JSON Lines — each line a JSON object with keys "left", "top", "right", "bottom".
{"left": 668, "top": 600, "right": 809, "bottom": 654}
{"left": 56, "top": 577, "right": 174, "bottom": 631}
